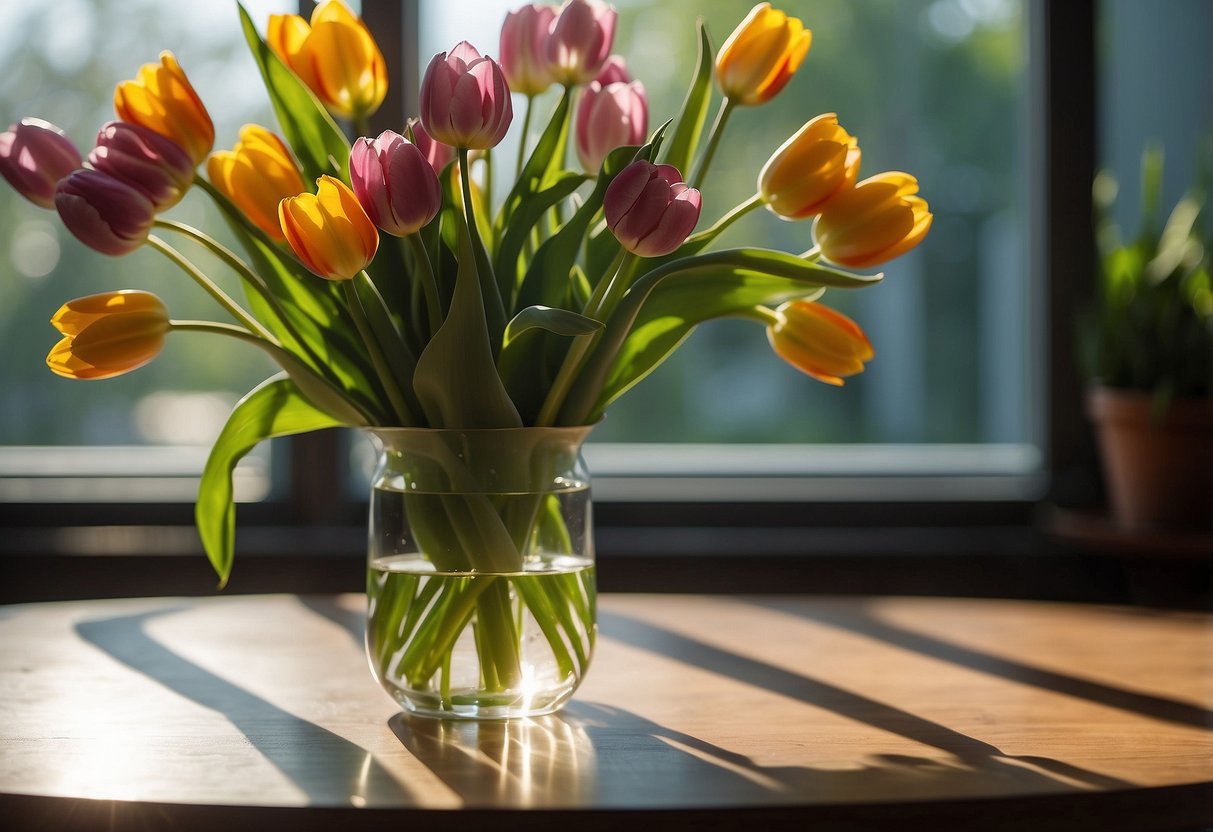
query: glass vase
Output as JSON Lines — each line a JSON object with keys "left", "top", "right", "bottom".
{"left": 364, "top": 426, "right": 596, "bottom": 719}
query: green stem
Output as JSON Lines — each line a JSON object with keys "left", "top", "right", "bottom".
{"left": 516, "top": 95, "right": 535, "bottom": 175}
{"left": 687, "top": 192, "right": 765, "bottom": 247}
{"left": 458, "top": 146, "right": 506, "bottom": 338}
{"left": 145, "top": 236, "right": 275, "bottom": 342}
{"left": 404, "top": 232, "right": 444, "bottom": 334}
{"left": 354, "top": 115, "right": 371, "bottom": 140}
{"left": 342, "top": 279, "right": 413, "bottom": 425}
{"left": 689, "top": 97, "right": 737, "bottom": 190}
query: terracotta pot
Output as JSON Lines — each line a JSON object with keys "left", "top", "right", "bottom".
{"left": 1086, "top": 387, "right": 1213, "bottom": 531}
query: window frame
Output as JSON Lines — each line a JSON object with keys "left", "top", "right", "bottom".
{"left": 0, "top": 0, "right": 1104, "bottom": 602}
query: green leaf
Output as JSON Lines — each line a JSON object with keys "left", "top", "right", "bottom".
{"left": 503, "top": 306, "right": 602, "bottom": 347}
{"left": 414, "top": 217, "right": 523, "bottom": 428}
{"left": 496, "top": 88, "right": 572, "bottom": 244}
{"left": 517, "top": 144, "right": 637, "bottom": 310}
{"left": 237, "top": 2, "right": 349, "bottom": 183}
{"left": 197, "top": 374, "right": 345, "bottom": 586}
{"left": 352, "top": 271, "right": 422, "bottom": 421}
{"left": 558, "top": 248, "right": 881, "bottom": 424}
{"left": 495, "top": 171, "right": 588, "bottom": 305}
{"left": 660, "top": 19, "right": 715, "bottom": 174}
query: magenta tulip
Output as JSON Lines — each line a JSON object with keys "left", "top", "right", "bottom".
{"left": 500, "top": 4, "right": 558, "bottom": 96}
{"left": 350, "top": 130, "right": 442, "bottom": 236}
{"left": 0, "top": 118, "right": 82, "bottom": 209}
{"left": 88, "top": 121, "right": 195, "bottom": 212}
{"left": 593, "top": 54, "right": 630, "bottom": 86}
{"left": 603, "top": 160, "right": 701, "bottom": 257}
{"left": 408, "top": 118, "right": 455, "bottom": 174}
{"left": 546, "top": 0, "right": 617, "bottom": 85}
{"left": 55, "top": 169, "right": 155, "bottom": 256}
{"left": 575, "top": 79, "right": 647, "bottom": 172}
{"left": 419, "top": 42, "right": 513, "bottom": 150}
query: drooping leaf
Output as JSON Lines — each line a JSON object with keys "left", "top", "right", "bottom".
{"left": 414, "top": 216, "right": 523, "bottom": 428}
{"left": 237, "top": 2, "right": 349, "bottom": 183}
{"left": 660, "top": 19, "right": 715, "bottom": 175}
{"left": 197, "top": 374, "right": 346, "bottom": 586}
{"left": 503, "top": 306, "right": 603, "bottom": 346}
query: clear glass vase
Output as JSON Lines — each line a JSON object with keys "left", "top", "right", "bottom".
{"left": 364, "top": 426, "right": 596, "bottom": 719}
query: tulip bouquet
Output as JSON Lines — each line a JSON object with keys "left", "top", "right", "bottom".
{"left": 1, "top": 0, "right": 930, "bottom": 713}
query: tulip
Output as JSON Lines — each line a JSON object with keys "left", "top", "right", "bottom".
{"left": 207, "top": 125, "right": 307, "bottom": 241}
{"left": 575, "top": 79, "right": 647, "bottom": 173}
{"left": 114, "top": 51, "right": 214, "bottom": 167}
{"left": 279, "top": 175, "right": 379, "bottom": 280}
{"left": 0, "top": 118, "right": 82, "bottom": 209}
{"left": 604, "top": 160, "right": 701, "bottom": 257}
{"left": 420, "top": 42, "right": 513, "bottom": 149}
{"left": 500, "top": 4, "right": 558, "bottom": 97}
{"left": 88, "top": 121, "right": 195, "bottom": 212}
{"left": 55, "top": 169, "right": 155, "bottom": 257}
{"left": 814, "top": 172, "right": 933, "bottom": 268}
{"left": 47, "top": 290, "right": 170, "bottom": 380}
{"left": 350, "top": 130, "right": 442, "bottom": 236}
{"left": 759, "top": 113, "right": 860, "bottom": 220}
{"left": 716, "top": 3, "right": 811, "bottom": 106}
{"left": 407, "top": 118, "right": 456, "bottom": 174}
{"left": 766, "top": 299, "right": 873, "bottom": 386}
{"left": 546, "top": 0, "right": 617, "bottom": 86}
{"left": 267, "top": 0, "right": 387, "bottom": 121}
{"left": 593, "top": 54, "right": 631, "bottom": 86}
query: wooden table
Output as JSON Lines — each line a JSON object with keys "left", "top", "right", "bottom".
{"left": 1, "top": 594, "right": 1211, "bottom": 831}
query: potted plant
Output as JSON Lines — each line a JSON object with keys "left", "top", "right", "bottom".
{"left": 1085, "top": 144, "right": 1213, "bottom": 531}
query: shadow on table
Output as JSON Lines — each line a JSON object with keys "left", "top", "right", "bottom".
{"left": 75, "top": 606, "right": 416, "bottom": 807}
{"left": 752, "top": 598, "right": 1213, "bottom": 731}
{"left": 387, "top": 610, "right": 1130, "bottom": 809}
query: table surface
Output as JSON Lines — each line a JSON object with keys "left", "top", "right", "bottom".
{"left": 2, "top": 593, "right": 1212, "bottom": 830}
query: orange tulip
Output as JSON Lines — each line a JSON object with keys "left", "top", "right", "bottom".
{"left": 208, "top": 125, "right": 307, "bottom": 241}
{"left": 759, "top": 113, "right": 860, "bottom": 220}
{"left": 766, "top": 299, "right": 873, "bottom": 386}
{"left": 268, "top": 0, "right": 387, "bottom": 121}
{"left": 716, "top": 3, "right": 811, "bottom": 106}
{"left": 814, "top": 172, "right": 933, "bottom": 268}
{"left": 47, "top": 290, "right": 170, "bottom": 380}
{"left": 279, "top": 175, "right": 379, "bottom": 280}
{"left": 114, "top": 51, "right": 214, "bottom": 167}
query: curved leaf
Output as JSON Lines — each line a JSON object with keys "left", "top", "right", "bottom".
{"left": 503, "top": 306, "right": 602, "bottom": 347}
{"left": 661, "top": 19, "right": 715, "bottom": 174}
{"left": 197, "top": 374, "right": 345, "bottom": 586}
{"left": 237, "top": 2, "right": 349, "bottom": 182}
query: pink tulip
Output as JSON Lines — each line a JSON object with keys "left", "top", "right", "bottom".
{"left": 55, "top": 169, "right": 155, "bottom": 256}
{"left": 500, "top": 4, "right": 558, "bottom": 96}
{"left": 88, "top": 121, "right": 195, "bottom": 212}
{"left": 604, "top": 160, "right": 701, "bottom": 257}
{"left": 419, "top": 42, "right": 513, "bottom": 150}
{"left": 593, "top": 54, "right": 630, "bottom": 86}
{"left": 575, "top": 79, "right": 647, "bottom": 172}
{"left": 350, "top": 130, "right": 442, "bottom": 236}
{"left": 546, "top": 0, "right": 617, "bottom": 85}
{"left": 0, "top": 118, "right": 82, "bottom": 209}
{"left": 408, "top": 118, "right": 456, "bottom": 174}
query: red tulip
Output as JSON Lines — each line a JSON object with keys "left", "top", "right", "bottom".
{"left": 546, "top": 0, "right": 617, "bottom": 85}
{"left": 55, "top": 169, "right": 155, "bottom": 256}
{"left": 350, "top": 130, "right": 442, "bottom": 236}
{"left": 0, "top": 118, "right": 82, "bottom": 209}
{"left": 419, "top": 42, "right": 513, "bottom": 150}
{"left": 604, "top": 160, "right": 701, "bottom": 257}
{"left": 88, "top": 121, "right": 195, "bottom": 212}
{"left": 407, "top": 118, "right": 455, "bottom": 174}
{"left": 593, "top": 54, "right": 631, "bottom": 86}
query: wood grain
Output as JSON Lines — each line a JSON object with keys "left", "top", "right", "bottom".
{"left": 1, "top": 594, "right": 1210, "bottom": 830}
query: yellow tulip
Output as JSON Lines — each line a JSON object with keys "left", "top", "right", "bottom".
{"left": 279, "top": 175, "right": 379, "bottom": 280}
{"left": 814, "top": 172, "right": 933, "bottom": 269}
{"left": 208, "top": 125, "right": 307, "bottom": 241}
{"left": 759, "top": 113, "right": 860, "bottom": 220}
{"left": 268, "top": 0, "right": 387, "bottom": 121}
{"left": 716, "top": 3, "right": 811, "bottom": 106}
{"left": 114, "top": 51, "right": 214, "bottom": 167}
{"left": 766, "top": 299, "right": 873, "bottom": 386}
{"left": 47, "top": 290, "right": 170, "bottom": 380}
